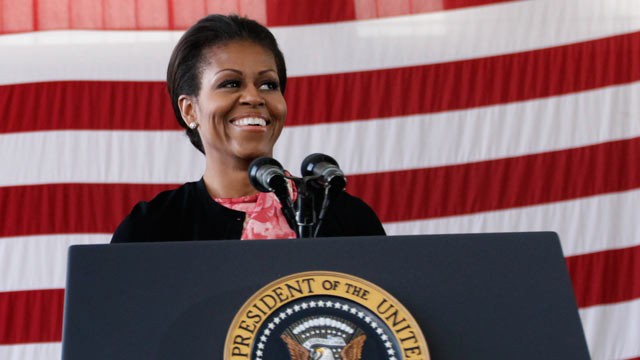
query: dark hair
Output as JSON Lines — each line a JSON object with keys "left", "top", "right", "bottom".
{"left": 166, "top": 14, "right": 287, "bottom": 154}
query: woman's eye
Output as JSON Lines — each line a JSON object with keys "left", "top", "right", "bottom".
{"left": 219, "top": 80, "right": 240, "bottom": 88}
{"left": 259, "top": 81, "right": 279, "bottom": 90}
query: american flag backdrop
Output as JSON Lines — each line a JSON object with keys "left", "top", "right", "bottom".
{"left": 1, "top": 0, "right": 639, "bottom": 358}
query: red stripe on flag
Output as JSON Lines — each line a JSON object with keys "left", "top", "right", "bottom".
{"left": 285, "top": 31, "right": 640, "bottom": 126}
{"left": 0, "top": 289, "right": 63, "bottom": 344}
{"left": 1, "top": 243, "right": 638, "bottom": 345}
{"left": 357, "top": 0, "right": 514, "bottom": 19}
{"left": 349, "top": 136, "right": 640, "bottom": 222}
{"left": 567, "top": 244, "right": 640, "bottom": 308}
{"left": 0, "top": 81, "right": 175, "bottom": 133}
{"left": 265, "top": 0, "right": 516, "bottom": 25}
{"left": 1, "top": 137, "right": 639, "bottom": 237}
{"left": 0, "top": 183, "right": 177, "bottom": 238}
{"left": 2, "top": 31, "right": 638, "bottom": 134}
{"left": 266, "top": 0, "right": 356, "bottom": 26}
{"left": 425, "top": 0, "right": 517, "bottom": 11}
{"left": 0, "top": 0, "right": 34, "bottom": 34}
{"left": 0, "top": 0, "right": 514, "bottom": 34}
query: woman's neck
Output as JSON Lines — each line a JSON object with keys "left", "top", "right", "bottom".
{"left": 202, "top": 157, "right": 259, "bottom": 199}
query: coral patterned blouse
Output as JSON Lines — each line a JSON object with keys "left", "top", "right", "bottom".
{"left": 215, "top": 191, "right": 297, "bottom": 240}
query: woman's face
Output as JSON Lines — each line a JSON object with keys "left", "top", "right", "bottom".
{"left": 184, "top": 40, "right": 287, "bottom": 164}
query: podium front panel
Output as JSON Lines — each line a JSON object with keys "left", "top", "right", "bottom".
{"left": 62, "top": 232, "right": 589, "bottom": 359}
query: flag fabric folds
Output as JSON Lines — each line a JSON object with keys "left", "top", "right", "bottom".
{"left": 1, "top": 0, "right": 639, "bottom": 359}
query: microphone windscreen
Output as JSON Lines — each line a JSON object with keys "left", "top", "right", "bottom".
{"left": 248, "top": 156, "right": 285, "bottom": 193}
{"left": 300, "top": 153, "right": 340, "bottom": 177}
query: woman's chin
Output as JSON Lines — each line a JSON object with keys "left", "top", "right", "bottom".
{"left": 236, "top": 149, "right": 273, "bottom": 163}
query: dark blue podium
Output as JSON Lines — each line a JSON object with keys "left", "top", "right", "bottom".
{"left": 62, "top": 232, "right": 589, "bottom": 359}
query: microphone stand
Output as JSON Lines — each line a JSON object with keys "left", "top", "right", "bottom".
{"left": 248, "top": 156, "right": 331, "bottom": 238}
{"left": 287, "top": 175, "right": 321, "bottom": 238}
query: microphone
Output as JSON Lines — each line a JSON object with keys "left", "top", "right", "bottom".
{"left": 248, "top": 157, "right": 298, "bottom": 235}
{"left": 300, "top": 153, "right": 346, "bottom": 191}
{"left": 248, "top": 157, "right": 288, "bottom": 193}
{"left": 300, "top": 154, "right": 346, "bottom": 237}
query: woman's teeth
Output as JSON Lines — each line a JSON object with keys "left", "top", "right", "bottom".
{"left": 232, "top": 117, "right": 267, "bottom": 126}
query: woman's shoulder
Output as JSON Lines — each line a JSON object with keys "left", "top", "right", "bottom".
{"left": 110, "top": 181, "right": 203, "bottom": 243}
{"left": 321, "top": 190, "right": 386, "bottom": 237}
{"left": 132, "top": 181, "right": 200, "bottom": 215}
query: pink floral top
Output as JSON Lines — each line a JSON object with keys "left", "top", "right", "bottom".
{"left": 215, "top": 191, "right": 296, "bottom": 240}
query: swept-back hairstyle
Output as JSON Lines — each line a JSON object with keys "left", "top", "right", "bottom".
{"left": 167, "top": 14, "right": 287, "bottom": 154}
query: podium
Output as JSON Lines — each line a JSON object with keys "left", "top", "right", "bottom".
{"left": 61, "top": 232, "right": 590, "bottom": 359}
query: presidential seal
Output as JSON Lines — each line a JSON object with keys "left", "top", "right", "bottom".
{"left": 224, "top": 271, "right": 429, "bottom": 360}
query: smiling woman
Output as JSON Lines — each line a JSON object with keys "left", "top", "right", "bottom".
{"left": 110, "top": 14, "right": 385, "bottom": 243}
{"left": 179, "top": 41, "right": 287, "bottom": 198}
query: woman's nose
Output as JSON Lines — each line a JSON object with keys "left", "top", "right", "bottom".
{"left": 239, "top": 85, "right": 265, "bottom": 106}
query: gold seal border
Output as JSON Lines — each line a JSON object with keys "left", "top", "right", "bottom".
{"left": 223, "top": 270, "right": 430, "bottom": 360}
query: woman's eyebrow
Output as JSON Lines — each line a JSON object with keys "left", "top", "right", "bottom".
{"left": 214, "top": 68, "right": 242, "bottom": 76}
{"left": 258, "top": 69, "right": 277, "bottom": 75}
{"left": 213, "top": 69, "right": 276, "bottom": 76}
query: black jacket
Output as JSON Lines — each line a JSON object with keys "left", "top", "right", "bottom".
{"left": 111, "top": 179, "right": 385, "bottom": 243}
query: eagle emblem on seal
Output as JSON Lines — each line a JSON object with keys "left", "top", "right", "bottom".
{"left": 280, "top": 316, "right": 366, "bottom": 360}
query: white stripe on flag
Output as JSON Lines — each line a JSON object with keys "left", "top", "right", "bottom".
{"left": 580, "top": 297, "right": 640, "bottom": 360}
{"left": 384, "top": 188, "right": 640, "bottom": 258}
{"left": 0, "top": 343, "right": 61, "bottom": 360}
{"left": 0, "top": 234, "right": 110, "bottom": 292}
{"left": 3, "top": 190, "right": 639, "bottom": 292}
{"left": 0, "top": 0, "right": 638, "bottom": 84}
{"left": 1, "top": 81, "right": 638, "bottom": 186}
{"left": 278, "top": 82, "right": 640, "bottom": 175}
{"left": 0, "top": 130, "right": 204, "bottom": 186}
{"left": 274, "top": 0, "right": 640, "bottom": 76}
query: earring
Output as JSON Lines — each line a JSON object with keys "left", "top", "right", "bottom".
{"left": 188, "top": 122, "right": 198, "bottom": 129}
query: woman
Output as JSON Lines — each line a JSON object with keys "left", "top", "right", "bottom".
{"left": 111, "top": 14, "right": 384, "bottom": 243}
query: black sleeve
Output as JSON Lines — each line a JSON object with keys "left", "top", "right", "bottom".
{"left": 110, "top": 183, "right": 192, "bottom": 243}
{"left": 110, "top": 202, "right": 148, "bottom": 243}
{"left": 318, "top": 191, "right": 386, "bottom": 237}
{"left": 110, "top": 216, "right": 133, "bottom": 243}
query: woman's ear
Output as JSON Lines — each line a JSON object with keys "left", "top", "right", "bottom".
{"left": 178, "top": 95, "right": 198, "bottom": 129}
